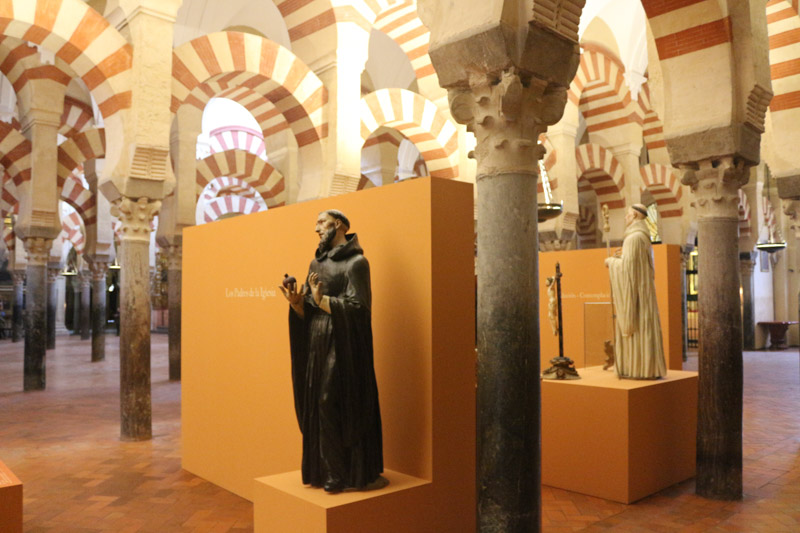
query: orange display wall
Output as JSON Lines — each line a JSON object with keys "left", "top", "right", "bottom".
{"left": 182, "top": 177, "right": 476, "bottom": 533}
{"left": 538, "top": 245, "right": 683, "bottom": 371}
{"left": 542, "top": 367, "right": 698, "bottom": 503}
{"left": 0, "top": 459, "right": 22, "bottom": 533}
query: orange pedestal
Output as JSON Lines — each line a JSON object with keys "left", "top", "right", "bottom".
{"left": 254, "top": 470, "right": 432, "bottom": 533}
{"left": 0, "top": 460, "right": 22, "bottom": 533}
{"left": 183, "top": 178, "right": 475, "bottom": 532}
{"left": 542, "top": 366, "right": 698, "bottom": 503}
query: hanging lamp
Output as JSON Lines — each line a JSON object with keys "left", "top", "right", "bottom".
{"left": 755, "top": 169, "right": 787, "bottom": 253}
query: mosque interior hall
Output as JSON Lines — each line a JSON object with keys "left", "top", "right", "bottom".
{"left": 0, "top": 0, "right": 799, "bottom": 531}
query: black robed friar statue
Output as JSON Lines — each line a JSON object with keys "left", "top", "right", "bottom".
{"left": 279, "top": 210, "right": 384, "bottom": 493}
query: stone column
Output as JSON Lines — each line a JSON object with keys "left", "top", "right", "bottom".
{"left": 448, "top": 72, "right": 571, "bottom": 531}
{"left": 89, "top": 261, "right": 108, "bottom": 362}
{"left": 46, "top": 267, "right": 58, "bottom": 350}
{"left": 79, "top": 270, "right": 91, "bottom": 340}
{"left": 71, "top": 276, "right": 81, "bottom": 335}
{"left": 681, "top": 157, "right": 747, "bottom": 500}
{"left": 22, "top": 237, "right": 51, "bottom": 391}
{"left": 11, "top": 270, "right": 24, "bottom": 343}
{"left": 167, "top": 244, "right": 181, "bottom": 380}
{"left": 114, "top": 196, "right": 161, "bottom": 441}
{"left": 739, "top": 252, "right": 756, "bottom": 350}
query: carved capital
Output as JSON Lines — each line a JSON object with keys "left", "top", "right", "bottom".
{"left": 11, "top": 271, "right": 25, "bottom": 285}
{"left": 113, "top": 197, "right": 161, "bottom": 243}
{"left": 89, "top": 261, "right": 109, "bottom": 282}
{"left": 167, "top": 244, "right": 182, "bottom": 271}
{"left": 47, "top": 267, "right": 60, "bottom": 284}
{"left": 781, "top": 199, "right": 800, "bottom": 239}
{"left": 681, "top": 157, "right": 749, "bottom": 219}
{"left": 78, "top": 270, "right": 92, "bottom": 289}
{"left": 739, "top": 252, "right": 757, "bottom": 276}
{"left": 448, "top": 70, "right": 566, "bottom": 179}
{"left": 23, "top": 237, "right": 52, "bottom": 266}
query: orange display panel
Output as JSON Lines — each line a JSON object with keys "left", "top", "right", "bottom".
{"left": 0, "top": 459, "right": 22, "bottom": 533}
{"left": 182, "top": 177, "right": 476, "bottom": 532}
{"left": 539, "top": 245, "right": 683, "bottom": 371}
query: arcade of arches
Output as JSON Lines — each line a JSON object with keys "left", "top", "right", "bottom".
{"left": 1, "top": 0, "right": 800, "bottom": 531}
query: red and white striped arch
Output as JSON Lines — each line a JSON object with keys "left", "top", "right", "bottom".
{"left": 637, "top": 82, "right": 668, "bottom": 155}
{"left": 738, "top": 189, "right": 752, "bottom": 237}
{"left": 567, "top": 46, "right": 640, "bottom": 136}
{"left": 767, "top": 1, "right": 800, "bottom": 113}
{"left": 577, "top": 205, "right": 598, "bottom": 248}
{"left": 639, "top": 164, "right": 683, "bottom": 218}
{"left": 2, "top": 223, "right": 13, "bottom": 252}
{"left": 56, "top": 127, "right": 105, "bottom": 225}
{"left": 213, "top": 84, "right": 289, "bottom": 140}
{"left": 202, "top": 195, "right": 262, "bottom": 224}
{"left": 60, "top": 96, "right": 94, "bottom": 139}
{"left": 61, "top": 208, "right": 85, "bottom": 255}
{"left": 575, "top": 143, "right": 626, "bottom": 211}
{"left": 171, "top": 32, "right": 327, "bottom": 149}
{"left": 373, "top": 1, "right": 438, "bottom": 96}
{"left": 0, "top": 121, "right": 29, "bottom": 216}
{"left": 274, "top": 0, "right": 395, "bottom": 56}
{"left": 0, "top": 35, "right": 72, "bottom": 95}
{"left": 196, "top": 150, "right": 286, "bottom": 208}
{"left": 0, "top": 0, "right": 132, "bottom": 118}
{"left": 208, "top": 125, "right": 267, "bottom": 159}
{"left": 641, "top": 1, "right": 731, "bottom": 62}
{"left": 360, "top": 88, "right": 458, "bottom": 179}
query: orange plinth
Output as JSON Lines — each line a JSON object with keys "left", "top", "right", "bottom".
{"left": 183, "top": 177, "right": 476, "bottom": 532}
{"left": 542, "top": 366, "right": 698, "bottom": 503}
{"left": 0, "top": 459, "right": 22, "bottom": 533}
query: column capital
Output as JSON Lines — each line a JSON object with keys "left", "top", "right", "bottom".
{"left": 23, "top": 237, "right": 52, "bottom": 266}
{"left": 112, "top": 197, "right": 161, "bottom": 243}
{"left": 47, "top": 267, "right": 60, "bottom": 284}
{"left": 680, "top": 156, "right": 749, "bottom": 219}
{"left": 11, "top": 270, "right": 25, "bottom": 285}
{"left": 448, "top": 70, "right": 567, "bottom": 179}
{"left": 739, "top": 252, "right": 756, "bottom": 275}
{"left": 89, "top": 260, "right": 109, "bottom": 281}
{"left": 781, "top": 198, "right": 800, "bottom": 239}
{"left": 79, "top": 270, "right": 92, "bottom": 289}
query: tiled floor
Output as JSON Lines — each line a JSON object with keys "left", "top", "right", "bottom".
{"left": 0, "top": 335, "right": 798, "bottom": 531}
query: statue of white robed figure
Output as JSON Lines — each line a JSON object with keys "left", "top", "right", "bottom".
{"left": 604, "top": 204, "right": 667, "bottom": 379}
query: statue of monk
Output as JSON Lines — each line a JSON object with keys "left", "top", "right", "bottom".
{"left": 604, "top": 204, "right": 667, "bottom": 379}
{"left": 280, "top": 210, "right": 383, "bottom": 492}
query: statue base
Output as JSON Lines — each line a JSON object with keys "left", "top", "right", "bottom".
{"left": 542, "top": 356, "right": 581, "bottom": 380}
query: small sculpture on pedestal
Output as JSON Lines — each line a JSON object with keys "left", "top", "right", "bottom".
{"left": 604, "top": 204, "right": 667, "bottom": 379}
{"left": 280, "top": 210, "right": 384, "bottom": 493}
{"left": 542, "top": 263, "right": 580, "bottom": 380}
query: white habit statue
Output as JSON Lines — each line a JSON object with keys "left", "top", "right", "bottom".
{"left": 604, "top": 204, "right": 667, "bottom": 379}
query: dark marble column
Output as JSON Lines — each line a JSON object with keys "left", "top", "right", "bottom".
{"left": 23, "top": 238, "right": 51, "bottom": 391}
{"left": 89, "top": 261, "right": 108, "bottom": 362}
{"left": 740, "top": 252, "right": 756, "bottom": 351}
{"left": 446, "top": 73, "right": 571, "bottom": 531}
{"left": 683, "top": 158, "right": 746, "bottom": 500}
{"left": 71, "top": 277, "right": 81, "bottom": 335}
{"left": 168, "top": 244, "right": 181, "bottom": 381}
{"left": 11, "top": 270, "right": 24, "bottom": 343}
{"left": 46, "top": 267, "right": 58, "bottom": 350}
{"left": 79, "top": 270, "right": 91, "bottom": 340}
{"left": 116, "top": 197, "right": 160, "bottom": 441}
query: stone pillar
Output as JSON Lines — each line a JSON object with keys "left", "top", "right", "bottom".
{"left": 46, "top": 267, "right": 58, "bottom": 350}
{"left": 739, "top": 252, "right": 756, "bottom": 350}
{"left": 681, "top": 157, "right": 747, "bottom": 500}
{"left": 79, "top": 270, "right": 91, "bottom": 340}
{"left": 22, "top": 237, "right": 51, "bottom": 391}
{"left": 89, "top": 261, "right": 108, "bottom": 362}
{"left": 167, "top": 244, "right": 181, "bottom": 381}
{"left": 114, "top": 197, "right": 161, "bottom": 441}
{"left": 71, "top": 276, "right": 81, "bottom": 335}
{"left": 448, "top": 72, "right": 571, "bottom": 531}
{"left": 11, "top": 270, "right": 24, "bottom": 343}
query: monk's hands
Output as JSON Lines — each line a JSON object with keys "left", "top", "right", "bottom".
{"left": 308, "top": 272, "right": 324, "bottom": 306}
{"left": 279, "top": 275, "right": 306, "bottom": 316}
